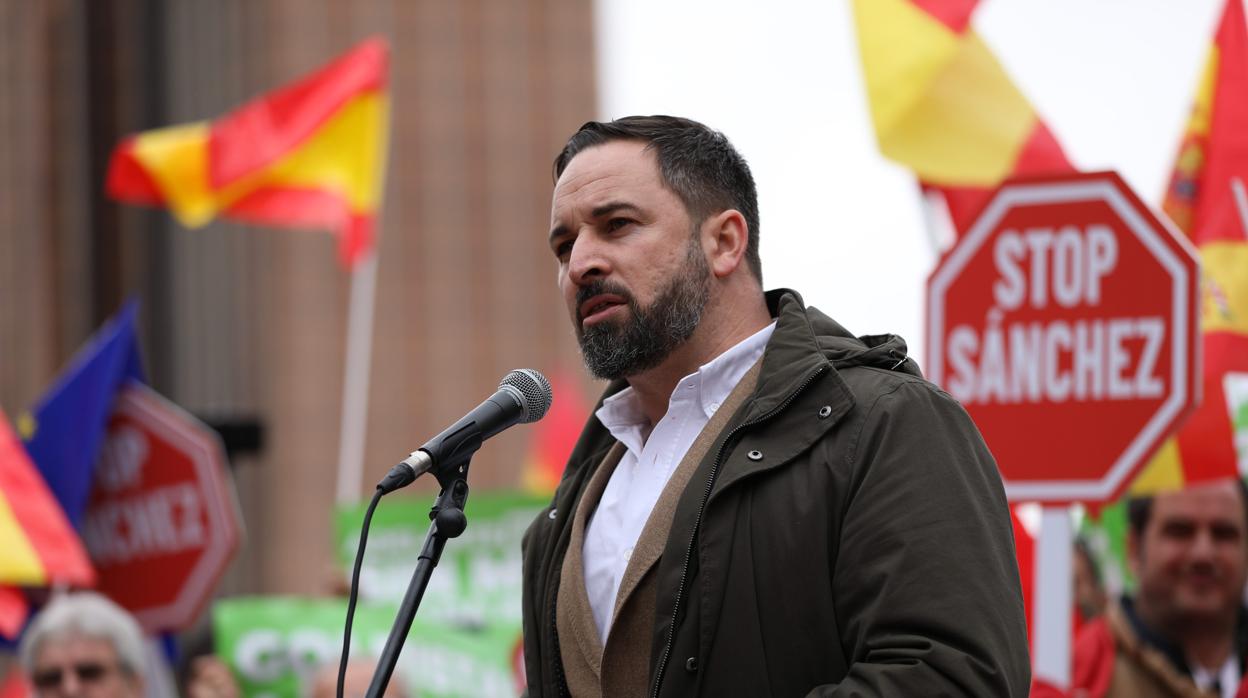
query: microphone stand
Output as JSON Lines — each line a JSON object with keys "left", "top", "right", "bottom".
{"left": 366, "top": 459, "right": 472, "bottom": 697}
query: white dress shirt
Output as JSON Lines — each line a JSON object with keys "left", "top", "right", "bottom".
{"left": 582, "top": 321, "right": 776, "bottom": 644}
{"left": 1190, "top": 655, "right": 1238, "bottom": 698}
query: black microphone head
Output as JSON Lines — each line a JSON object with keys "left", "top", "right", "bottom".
{"left": 499, "top": 369, "right": 553, "bottom": 424}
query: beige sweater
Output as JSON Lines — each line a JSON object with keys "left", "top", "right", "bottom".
{"left": 556, "top": 359, "right": 763, "bottom": 697}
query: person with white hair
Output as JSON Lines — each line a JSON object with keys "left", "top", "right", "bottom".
{"left": 18, "top": 592, "right": 145, "bottom": 697}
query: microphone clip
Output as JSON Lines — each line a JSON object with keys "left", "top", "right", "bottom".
{"left": 429, "top": 476, "right": 469, "bottom": 539}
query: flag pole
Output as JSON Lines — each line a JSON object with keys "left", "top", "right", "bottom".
{"left": 1033, "top": 506, "right": 1073, "bottom": 689}
{"left": 336, "top": 251, "right": 379, "bottom": 504}
{"left": 916, "top": 184, "right": 956, "bottom": 257}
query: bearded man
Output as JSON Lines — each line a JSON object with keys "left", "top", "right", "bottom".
{"left": 520, "top": 115, "right": 1030, "bottom": 696}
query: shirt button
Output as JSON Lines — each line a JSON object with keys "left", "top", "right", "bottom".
{"left": 708, "top": 402, "right": 719, "bottom": 413}
{"left": 685, "top": 656, "right": 698, "bottom": 672}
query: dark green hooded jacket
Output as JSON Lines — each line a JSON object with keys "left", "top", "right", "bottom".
{"left": 521, "top": 289, "right": 1031, "bottom": 696}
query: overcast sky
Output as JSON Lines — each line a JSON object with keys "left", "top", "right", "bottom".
{"left": 594, "top": 0, "right": 1225, "bottom": 366}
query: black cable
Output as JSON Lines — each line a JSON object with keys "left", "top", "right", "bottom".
{"left": 338, "top": 488, "right": 384, "bottom": 698}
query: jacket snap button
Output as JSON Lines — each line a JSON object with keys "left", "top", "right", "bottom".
{"left": 818, "top": 405, "right": 832, "bottom": 418}
{"left": 747, "top": 450, "right": 763, "bottom": 461}
{"left": 685, "top": 656, "right": 698, "bottom": 672}
{"left": 548, "top": 508, "right": 557, "bottom": 520}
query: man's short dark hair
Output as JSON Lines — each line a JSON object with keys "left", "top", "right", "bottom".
{"left": 1126, "top": 477, "right": 1248, "bottom": 536}
{"left": 553, "top": 115, "right": 762, "bottom": 283}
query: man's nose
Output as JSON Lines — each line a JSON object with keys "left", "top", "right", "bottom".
{"left": 1189, "top": 528, "right": 1218, "bottom": 559}
{"left": 567, "top": 233, "right": 609, "bottom": 285}
{"left": 52, "top": 671, "right": 83, "bottom": 697}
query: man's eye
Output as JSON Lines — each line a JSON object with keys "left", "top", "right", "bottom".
{"left": 554, "top": 241, "right": 573, "bottom": 259}
{"left": 606, "top": 218, "right": 633, "bottom": 232}
{"left": 1161, "top": 522, "right": 1196, "bottom": 539}
{"left": 1213, "top": 524, "right": 1243, "bottom": 543}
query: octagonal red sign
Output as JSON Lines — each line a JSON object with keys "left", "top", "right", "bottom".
{"left": 82, "top": 381, "right": 241, "bottom": 632}
{"left": 926, "top": 171, "right": 1201, "bottom": 504}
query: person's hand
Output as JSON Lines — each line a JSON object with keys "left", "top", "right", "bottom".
{"left": 185, "top": 656, "right": 241, "bottom": 698}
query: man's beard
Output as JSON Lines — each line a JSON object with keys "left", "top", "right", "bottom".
{"left": 575, "top": 240, "right": 711, "bottom": 381}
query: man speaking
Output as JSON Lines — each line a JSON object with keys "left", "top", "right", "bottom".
{"left": 521, "top": 115, "right": 1030, "bottom": 696}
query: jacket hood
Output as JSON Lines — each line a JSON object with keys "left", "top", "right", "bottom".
{"left": 766, "top": 288, "right": 923, "bottom": 379}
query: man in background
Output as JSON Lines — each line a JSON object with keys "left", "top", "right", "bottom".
{"left": 1073, "top": 478, "right": 1248, "bottom": 698}
{"left": 18, "top": 592, "right": 145, "bottom": 698}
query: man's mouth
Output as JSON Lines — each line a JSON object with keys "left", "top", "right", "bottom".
{"left": 579, "top": 294, "right": 627, "bottom": 325}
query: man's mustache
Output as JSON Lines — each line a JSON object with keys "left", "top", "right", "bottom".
{"left": 575, "top": 280, "right": 635, "bottom": 323}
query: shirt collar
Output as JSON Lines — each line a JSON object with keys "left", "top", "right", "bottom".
{"left": 596, "top": 321, "right": 777, "bottom": 435}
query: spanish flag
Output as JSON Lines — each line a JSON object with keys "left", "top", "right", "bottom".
{"left": 107, "top": 38, "right": 389, "bottom": 267}
{"left": 1133, "top": 0, "right": 1248, "bottom": 493}
{"left": 0, "top": 408, "right": 94, "bottom": 590}
{"left": 851, "top": 0, "right": 1073, "bottom": 232}
{"left": 520, "top": 372, "right": 589, "bottom": 495}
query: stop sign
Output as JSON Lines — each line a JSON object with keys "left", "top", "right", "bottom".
{"left": 926, "top": 171, "right": 1201, "bottom": 504}
{"left": 81, "top": 381, "right": 241, "bottom": 632}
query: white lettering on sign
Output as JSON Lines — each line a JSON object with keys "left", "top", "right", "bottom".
{"left": 234, "top": 630, "right": 286, "bottom": 682}
{"left": 993, "top": 225, "right": 1118, "bottom": 310}
{"left": 83, "top": 483, "right": 206, "bottom": 564}
{"left": 947, "top": 317, "right": 1165, "bottom": 405}
{"left": 96, "top": 427, "right": 148, "bottom": 493}
{"left": 949, "top": 223, "right": 1163, "bottom": 406}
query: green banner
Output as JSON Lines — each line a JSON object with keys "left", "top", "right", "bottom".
{"left": 334, "top": 490, "right": 548, "bottom": 628}
{"left": 1079, "top": 498, "right": 1134, "bottom": 596}
{"left": 1228, "top": 373, "right": 1248, "bottom": 466}
{"left": 213, "top": 596, "right": 522, "bottom": 697}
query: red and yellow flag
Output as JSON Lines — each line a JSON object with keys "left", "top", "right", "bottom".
{"left": 520, "top": 372, "right": 589, "bottom": 495}
{"left": 852, "top": 0, "right": 1074, "bottom": 232}
{"left": 0, "top": 409, "right": 94, "bottom": 590}
{"left": 0, "top": 586, "right": 27, "bottom": 639}
{"left": 1134, "top": 0, "right": 1248, "bottom": 492}
{"left": 107, "top": 38, "right": 389, "bottom": 267}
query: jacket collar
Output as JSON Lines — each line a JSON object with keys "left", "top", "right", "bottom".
{"left": 1121, "top": 595, "right": 1248, "bottom": 675}
{"left": 741, "top": 289, "right": 833, "bottom": 421}
{"left": 567, "top": 288, "right": 920, "bottom": 475}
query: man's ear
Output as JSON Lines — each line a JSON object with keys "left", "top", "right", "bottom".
{"left": 702, "top": 209, "right": 749, "bottom": 278}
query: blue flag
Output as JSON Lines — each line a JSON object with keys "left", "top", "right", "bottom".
{"left": 19, "top": 300, "right": 145, "bottom": 528}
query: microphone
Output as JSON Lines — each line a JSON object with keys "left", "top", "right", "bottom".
{"left": 377, "top": 369, "right": 553, "bottom": 493}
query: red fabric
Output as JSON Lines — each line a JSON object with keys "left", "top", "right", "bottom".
{"left": 521, "top": 371, "right": 589, "bottom": 493}
{"left": 929, "top": 119, "right": 1076, "bottom": 235}
{"left": 207, "top": 38, "right": 388, "bottom": 188}
{"left": 1192, "top": 0, "right": 1248, "bottom": 244}
{"left": 908, "top": 0, "right": 980, "bottom": 34}
{"left": 1161, "top": 0, "right": 1248, "bottom": 485}
{"left": 222, "top": 188, "right": 374, "bottom": 266}
{"left": 0, "top": 411, "right": 95, "bottom": 586}
{"left": 223, "top": 186, "right": 350, "bottom": 230}
{"left": 1030, "top": 678, "right": 1070, "bottom": 697}
{"left": 1070, "top": 616, "right": 1116, "bottom": 698}
{"left": 1012, "top": 120, "right": 1073, "bottom": 176}
{"left": 104, "top": 136, "right": 167, "bottom": 206}
{"left": 1012, "top": 506, "right": 1035, "bottom": 652}
{"left": 0, "top": 586, "right": 27, "bottom": 639}
{"left": 1177, "top": 335, "right": 1248, "bottom": 481}
{"left": 0, "top": 672, "right": 28, "bottom": 698}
